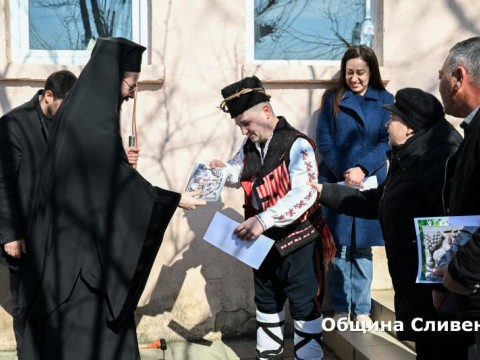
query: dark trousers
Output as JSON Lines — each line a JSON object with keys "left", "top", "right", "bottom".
{"left": 254, "top": 240, "right": 324, "bottom": 320}
{"left": 10, "top": 269, "right": 26, "bottom": 351}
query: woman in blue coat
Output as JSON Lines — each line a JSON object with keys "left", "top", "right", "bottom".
{"left": 316, "top": 45, "right": 393, "bottom": 324}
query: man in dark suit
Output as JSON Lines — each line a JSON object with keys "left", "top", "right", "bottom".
{"left": 0, "top": 70, "right": 77, "bottom": 351}
{"left": 436, "top": 36, "right": 480, "bottom": 357}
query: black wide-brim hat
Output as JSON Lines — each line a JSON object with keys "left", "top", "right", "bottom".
{"left": 220, "top": 76, "right": 271, "bottom": 118}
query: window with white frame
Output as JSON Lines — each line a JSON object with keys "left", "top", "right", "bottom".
{"left": 247, "top": 0, "right": 378, "bottom": 62}
{"left": 10, "top": 0, "right": 148, "bottom": 65}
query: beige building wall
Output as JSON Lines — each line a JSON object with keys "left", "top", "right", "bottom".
{"left": 0, "top": 0, "right": 479, "bottom": 350}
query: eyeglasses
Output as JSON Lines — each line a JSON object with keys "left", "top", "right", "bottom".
{"left": 123, "top": 79, "right": 137, "bottom": 91}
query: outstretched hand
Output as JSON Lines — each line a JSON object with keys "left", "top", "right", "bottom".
{"left": 179, "top": 189, "right": 206, "bottom": 210}
{"left": 209, "top": 159, "right": 226, "bottom": 168}
{"left": 308, "top": 181, "right": 323, "bottom": 195}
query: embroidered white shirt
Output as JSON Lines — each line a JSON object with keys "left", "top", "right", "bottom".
{"left": 223, "top": 137, "right": 318, "bottom": 230}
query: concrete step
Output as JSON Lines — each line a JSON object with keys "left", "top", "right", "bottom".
{"left": 322, "top": 289, "right": 416, "bottom": 360}
{"left": 323, "top": 327, "right": 415, "bottom": 360}
{"left": 370, "top": 290, "right": 415, "bottom": 352}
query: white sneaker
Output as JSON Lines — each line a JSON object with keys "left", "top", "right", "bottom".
{"left": 354, "top": 314, "right": 373, "bottom": 330}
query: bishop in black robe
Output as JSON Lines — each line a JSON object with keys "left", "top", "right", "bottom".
{"left": 19, "top": 37, "right": 182, "bottom": 360}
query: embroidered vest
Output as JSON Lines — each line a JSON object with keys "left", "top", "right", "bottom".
{"left": 240, "top": 117, "right": 326, "bottom": 256}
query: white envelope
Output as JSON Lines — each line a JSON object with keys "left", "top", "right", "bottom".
{"left": 338, "top": 175, "right": 378, "bottom": 191}
{"left": 203, "top": 211, "right": 275, "bottom": 269}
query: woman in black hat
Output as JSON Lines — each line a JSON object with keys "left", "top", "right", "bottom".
{"left": 311, "top": 88, "right": 473, "bottom": 359}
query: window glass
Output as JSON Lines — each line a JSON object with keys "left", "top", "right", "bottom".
{"left": 29, "top": 0, "right": 133, "bottom": 50}
{"left": 253, "top": 0, "right": 375, "bottom": 61}
{"left": 10, "top": 0, "right": 147, "bottom": 65}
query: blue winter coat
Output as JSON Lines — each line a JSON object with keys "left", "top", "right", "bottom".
{"left": 316, "top": 87, "right": 393, "bottom": 248}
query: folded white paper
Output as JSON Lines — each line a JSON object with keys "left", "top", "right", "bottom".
{"left": 338, "top": 175, "right": 378, "bottom": 191}
{"left": 203, "top": 211, "right": 275, "bottom": 269}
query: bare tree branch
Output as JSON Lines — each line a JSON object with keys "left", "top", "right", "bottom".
{"left": 91, "top": 0, "right": 108, "bottom": 37}
{"left": 79, "top": 0, "right": 92, "bottom": 45}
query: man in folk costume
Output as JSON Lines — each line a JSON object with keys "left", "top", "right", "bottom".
{"left": 210, "top": 76, "right": 335, "bottom": 360}
{"left": 18, "top": 37, "right": 205, "bottom": 360}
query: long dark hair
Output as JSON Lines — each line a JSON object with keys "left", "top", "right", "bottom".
{"left": 333, "top": 45, "right": 385, "bottom": 117}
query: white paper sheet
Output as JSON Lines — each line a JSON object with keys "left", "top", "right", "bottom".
{"left": 203, "top": 212, "right": 275, "bottom": 269}
{"left": 337, "top": 175, "right": 378, "bottom": 191}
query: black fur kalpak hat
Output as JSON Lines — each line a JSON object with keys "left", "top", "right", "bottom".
{"left": 219, "top": 76, "right": 271, "bottom": 118}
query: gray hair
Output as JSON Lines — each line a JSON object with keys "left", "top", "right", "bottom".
{"left": 445, "top": 37, "right": 480, "bottom": 87}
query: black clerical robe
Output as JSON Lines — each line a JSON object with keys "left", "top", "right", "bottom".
{"left": 19, "top": 38, "right": 180, "bottom": 360}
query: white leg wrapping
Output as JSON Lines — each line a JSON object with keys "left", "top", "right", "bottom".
{"left": 256, "top": 309, "right": 285, "bottom": 359}
{"left": 294, "top": 315, "right": 323, "bottom": 360}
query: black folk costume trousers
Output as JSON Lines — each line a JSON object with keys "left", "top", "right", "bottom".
{"left": 254, "top": 239, "right": 324, "bottom": 320}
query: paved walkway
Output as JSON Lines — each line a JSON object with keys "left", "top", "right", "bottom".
{"left": 0, "top": 338, "right": 337, "bottom": 360}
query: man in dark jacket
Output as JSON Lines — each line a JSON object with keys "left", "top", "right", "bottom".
{"left": 436, "top": 36, "right": 480, "bottom": 356}
{"left": 0, "top": 70, "right": 77, "bottom": 351}
{"left": 311, "top": 88, "right": 471, "bottom": 359}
